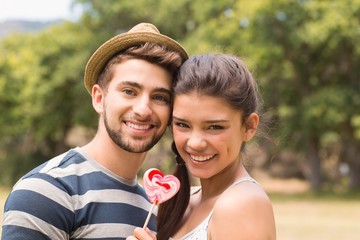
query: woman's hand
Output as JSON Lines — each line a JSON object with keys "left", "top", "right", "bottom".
{"left": 126, "top": 227, "right": 157, "bottom": 240}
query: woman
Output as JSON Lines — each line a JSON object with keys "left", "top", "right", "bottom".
{"left": 129, "top": 53, "right": 276, "bottom": 240}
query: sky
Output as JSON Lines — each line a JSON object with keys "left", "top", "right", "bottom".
{"left": 0, "top": 0, "right": 80, "bottom": 22}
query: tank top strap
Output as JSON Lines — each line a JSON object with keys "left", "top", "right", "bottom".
{"left": 224, "top": 176, "right": 258, "bottom": 193}
{"left": 171, "top": 177, "right": 258, "bottom": 240}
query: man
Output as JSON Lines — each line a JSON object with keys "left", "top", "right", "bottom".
{"left": 2, "top": 23, "right": 188, "bottom": 240}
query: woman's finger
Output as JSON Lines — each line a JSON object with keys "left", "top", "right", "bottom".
{"left": 126, "top": 236, "right": 137, "bottom": 240}
{"left": 133, "top": 227, "right": 157, "bottom": 240}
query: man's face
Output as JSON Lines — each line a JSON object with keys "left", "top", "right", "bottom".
{"left": 99, "top": 59, "right": 172, "bottom": 153}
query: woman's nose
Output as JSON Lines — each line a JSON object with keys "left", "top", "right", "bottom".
{"left": 187, "top": 132, "right": 207, "bottom": 150}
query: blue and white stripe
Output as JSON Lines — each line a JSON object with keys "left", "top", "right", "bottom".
{"left": 2, "top": 148, "right": 156, "bottom": 240}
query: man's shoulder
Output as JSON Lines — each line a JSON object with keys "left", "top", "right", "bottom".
{"left": 9, "top": 149, "right": 90, "bottom": 195}
{"left": 22, "top": 148, "right": 86, "bottom": 178}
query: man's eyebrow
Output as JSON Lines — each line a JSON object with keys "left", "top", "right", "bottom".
{"left": 119, "top": 81, "right": 142, "bottom": 88}
{"left": 119, "top": 81, "right": 171, "bottom": 95}
{"left": 155, "top": 87, "right": 171, "bottom": 96}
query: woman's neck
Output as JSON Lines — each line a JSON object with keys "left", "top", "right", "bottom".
{"left": 199, "top": 161, "right": 249, "bottom": 199}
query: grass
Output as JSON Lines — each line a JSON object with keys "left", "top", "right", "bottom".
{"left": 1, "top": 187, "right": 360, "bottom": 239}
{"left": 270, "top": 193, "right": 360, "bottom": 240}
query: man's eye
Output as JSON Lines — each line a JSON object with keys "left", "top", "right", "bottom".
{"left": 123, "top": 89, "right": 135, "bottom": 95}
{"left": 153, "top": 95, "right": 170, "bottom": 103}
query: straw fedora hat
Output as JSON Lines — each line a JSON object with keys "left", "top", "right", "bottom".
{"left": 84, "top": 22, "right": 188, "bottom": 94}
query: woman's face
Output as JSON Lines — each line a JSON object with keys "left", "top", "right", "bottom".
{"left": 172, "top": 92, "right": 254, "bottom": 179}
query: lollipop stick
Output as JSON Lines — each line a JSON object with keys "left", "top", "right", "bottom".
{"left": 143, "top": 202, "right": 156, "bottom": 229}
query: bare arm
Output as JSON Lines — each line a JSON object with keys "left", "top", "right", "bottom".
{"left": 208, "top": 184, "right": 276, "bottom": 240}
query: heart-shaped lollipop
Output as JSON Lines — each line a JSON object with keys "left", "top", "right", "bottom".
{"left": 143, "top": 168, "right": 180, "bottom": 204}
{"left": 142, "top": 168, "right": 180, "bottom": 228}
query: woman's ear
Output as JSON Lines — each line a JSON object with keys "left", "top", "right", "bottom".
{"left": 243, "top": 113, "right": 259, "bottom": 142}
{"left": 92, "top": 84, "right": 104, "bottom": 114}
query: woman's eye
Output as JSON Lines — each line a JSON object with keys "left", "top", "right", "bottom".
{"left": 209, "top": 125, "right": 223, "bottom": 130}
{"left": 174, "top": 122, "right": 189, "bottom": 128}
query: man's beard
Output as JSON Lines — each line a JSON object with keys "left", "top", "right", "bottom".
{"left": 104, "top": 111, "right": 163, "bottom": 153}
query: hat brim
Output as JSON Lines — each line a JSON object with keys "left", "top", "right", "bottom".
{"left": 84, "top": 31, "right": 188, "bottom": 94}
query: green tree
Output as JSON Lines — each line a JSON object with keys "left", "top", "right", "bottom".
{"left": 0, "top": 22, "right": 97, "bottom": 184}
{"left": 2, "top": 0, "right": 359, "bottom": 190}
{"left": 166, "top": 0, "right": 360, "bottom": 190}
{"left": 247, "top": 0, "right": 360, "bottom": 189}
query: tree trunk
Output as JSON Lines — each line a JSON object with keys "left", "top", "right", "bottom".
{"left": 343, "top": 139, "right": 360, "bottom": 189}
{"left": 306, "top": 137, "right": 322, "bottom": 190}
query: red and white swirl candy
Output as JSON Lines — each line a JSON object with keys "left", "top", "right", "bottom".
{"left": 142, "top": 168, "right": 180, "bottom": 228}
{"left": 143, "top": 168, "right": 180, "bottom": 204}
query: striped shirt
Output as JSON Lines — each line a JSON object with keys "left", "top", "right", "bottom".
{"left": 2, "top": 148, "right": 156, "bottom": 240}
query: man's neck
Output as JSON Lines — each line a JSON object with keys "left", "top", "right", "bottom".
{"left": 81, "top": 136, "right": 147, "bottom": 180}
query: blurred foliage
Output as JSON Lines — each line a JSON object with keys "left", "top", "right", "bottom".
{"left": 247, "top": 0, "right": 360, "bottom": 189}
{"left": 0, "top": 0, "right": 359, "bottom": 190}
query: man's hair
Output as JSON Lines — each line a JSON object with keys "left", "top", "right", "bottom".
{"left": 97, "top": 42, "right": 183, "bottom": 91}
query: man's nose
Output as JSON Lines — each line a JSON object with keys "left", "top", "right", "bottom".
{"left": 133, "top": 97, "right": 153, "bottom": 118}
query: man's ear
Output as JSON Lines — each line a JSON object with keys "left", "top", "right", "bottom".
{"left": 243, "top": 113, "right": 259, "bottom": 142}
{"left": 92, "top": 84, "right": 104, "bottom": 114}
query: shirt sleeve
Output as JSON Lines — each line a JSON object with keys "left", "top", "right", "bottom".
{"left": 2, "top": 176, "right": 74, "bottom": 240}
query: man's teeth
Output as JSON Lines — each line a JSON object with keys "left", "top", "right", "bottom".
{"left": 127, "top": 122, "right": 151, "bottom": 130}
{"left": 190, "top": 154, "right": 215, "bottom": 162}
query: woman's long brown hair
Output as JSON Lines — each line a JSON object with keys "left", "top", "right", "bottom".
{"left": 156, "top": 142, "right": 190, "bottom": 240}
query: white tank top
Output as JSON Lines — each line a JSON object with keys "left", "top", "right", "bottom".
{"left": 170, "top": 177, "right": 257, "bottom": 240}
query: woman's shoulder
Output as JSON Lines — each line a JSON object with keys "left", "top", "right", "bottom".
{"left": 215, "top": 179, "right": 271, "bottom": 214}
{"left": 209, "top": 181, "right": 276, "bottom": 239}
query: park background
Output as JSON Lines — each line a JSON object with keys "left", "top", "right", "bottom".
{"left": 0, "top": 0, "right": 359, "bottom": 239}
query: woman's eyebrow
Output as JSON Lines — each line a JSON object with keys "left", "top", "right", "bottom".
{"left": 173, "top": 116, "right": 229, "bottom": 124}
{"left": 173, "top": 116, "right": 187, "bottom": 122}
